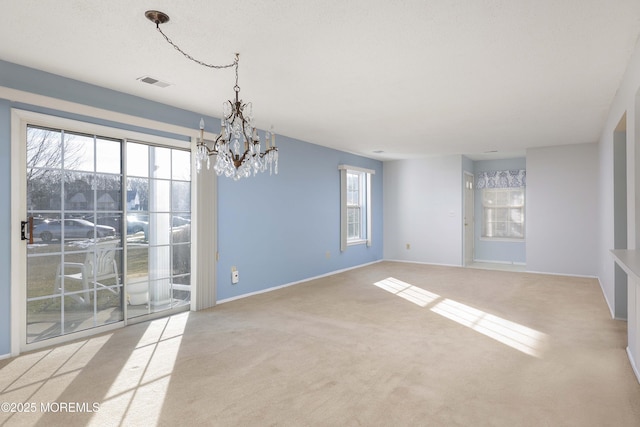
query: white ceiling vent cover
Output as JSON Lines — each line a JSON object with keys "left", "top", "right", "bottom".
{"left": 137, "top": 76, "right": 172, "bottom": 88}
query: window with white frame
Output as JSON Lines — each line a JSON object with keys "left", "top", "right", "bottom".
{"left": 339, "top": 165, "right": 374, "bottom": 250}
{"left": 347, "top": 171, "right": 364, "bottom": 240}
{"left": 477, "top": 170, "right": 526, "bottom": 240}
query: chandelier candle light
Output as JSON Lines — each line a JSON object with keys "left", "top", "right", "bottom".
{"left": 145, "top": 10, "right": 278, "bottom": 180}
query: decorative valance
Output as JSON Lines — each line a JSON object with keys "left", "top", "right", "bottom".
{"left": 476, "top": 170, "right": 526, "bottom": 189}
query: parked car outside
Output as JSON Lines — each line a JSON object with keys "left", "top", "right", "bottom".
{"left": 172, "top": 215, "right": 191, "bottom": 227}
{"left": 83, "top": 214, "right": 123, "bottom": 234}
{"left": 33, "top": 218, "right": 116, "bottom": 242}
{"left": 126, "top": 215, "right": 148, "bottom": 235}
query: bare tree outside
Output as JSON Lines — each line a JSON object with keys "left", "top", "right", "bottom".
{"left": 27, "top": 127, "right": 84, "bottom": 179}
{"left": 27, "top": 127, "right": 87, "bottom": 212}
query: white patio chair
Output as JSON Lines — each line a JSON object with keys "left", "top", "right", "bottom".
{"left": 54, "top": 240, "right": 121, "bottom": 304}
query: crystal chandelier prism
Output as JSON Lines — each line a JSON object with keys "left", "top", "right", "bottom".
{"left": 196, "top": 54, "right": 278, "bottom": 180}
{"left": 145, "top": 10, "right": 278, "bottom": 181}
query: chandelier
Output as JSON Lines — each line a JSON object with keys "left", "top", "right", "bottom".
{"left": 145, "top": 10, "right": 278, "bottom": 180}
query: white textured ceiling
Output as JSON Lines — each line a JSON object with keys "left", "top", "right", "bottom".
{"left": 1, "top": 1, "right": 640, "bottom": 160}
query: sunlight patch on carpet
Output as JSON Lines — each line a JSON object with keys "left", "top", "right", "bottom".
{"left": 0, "top": 334, "right": 111, "bottom": 425}
{"left": 93, "top": 311, "right": 189, "bottom": 426}
{"left": 431, "top": 298, "right": 548, "bottom": 358}
{"left": 373, "top": 277, "right": 548, "bottom": 358}
{"left": 373, "top": 277, "right": 440, "bottom": 307}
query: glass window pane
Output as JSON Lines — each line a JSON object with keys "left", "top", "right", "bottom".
{"left": 59, "top": 251, "right": 93, "bottom": 293}
{"left": 347, "top": 172, "right": 361, "bottom": 206}
{"left": 510, "top": 189, "right": 524, "bottom": 206}
{"left": 27, "top": 298, "right": 62, "bottom": 344}
{"left": 149, "top": 213, "right": 171, "bottom": 245}
{"left": 172, "top": 244, "right": 191, "bottom": 275}
{"left": 151, "top": 146, "right": 171, "bottom": 179}
{"left": 509, "top": 208, "right": 523, "bottom": 223}
{"left": 127, "top": 281, "right": 150, "bottom": 312}
{"left": 127, "top": 213, "right": 148, "bottom": 238}
{"left": 172, "top": 181, "right": 191, "bottom": 212}
{"left": 149, "top": 247, "right": 171, "bottom": 279}
{"left": 127, "top": 178, "right": 149, "bottom": 211}
{"left": 65, "top": 133, "right": 94, "bottom": 172}
{"left": 149, "top": 180, "right": 170, "bottom": 212}
{"left": 83, "top": 213, "right": 123, "bottom": 237}
{"left": 484, "top": 208, "right": 494, "bottom": 221}
{"left": 31, "top": 217, "right": 62, "bottom": 249}
{"left": 172, "top": 219, "right": 191, "bottom": 244}
{"left": 483, "top": 221, "right": 493, "bottom": 237}
{"left": 27, "top": 254, "right": 61, "bottom": 298}
{"left": 27, "top": 127, "right": 62, "bottom": 169}
{"left": 95, "top": 289, "right": 123, "bottom": 325}
{"left": 28, "top": 169, "right": 63, "bottom": 211}
{"left": 494, "top": 222, "right": 507, "bottom": 237}
{"left": 64, "top": 214, "right": 119, "bottom": 241}
{"left": 96, "top": 138, "right": 121, "bottom": 174}
{"left": 64, "top": 173, "right": 93, "bottom": 211}
{"left": 127, "top": 246, "right": 149, "bottom": 282}
{"left": 127, "top": 142, "right": 149, "bottom": 177}
{"left": 495, "top": 191, "right": 509, "bottom": 206}
{"left": 95, "top": 174, "right": 122, "bottom": 211}
{"left": 172, "top": 149, "right": 191, "bottom": 181}
{"left": 172, "top": 275, "right": 191, "bottom": 307}
{"left": 347, "top": 206, "right": 360, "bottom": 239}
{"left": 63, "top": 297, "right": 94, "bottom": 333}
{"left": 482, "top": 190, "right": 495, "bottom": 206}
{"left": 510, "top": 222, "right": 524, "bottom": 238}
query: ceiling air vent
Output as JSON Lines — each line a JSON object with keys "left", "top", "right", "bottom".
{"left": 137, "top": 76, "right": 172, "bottom": 88}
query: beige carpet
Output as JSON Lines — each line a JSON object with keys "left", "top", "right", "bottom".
{"left": 1, "top": 261, "right": 639, "bottom": 426}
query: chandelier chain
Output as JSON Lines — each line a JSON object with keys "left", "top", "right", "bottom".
{"left": 155, "top": 25, "right": 238, "bottom": 70}
{"left": 146, "top": 10, "right": 278, "bottom": 180}
{"left": 234, "top": 58, "right": 240, "bottom": 92}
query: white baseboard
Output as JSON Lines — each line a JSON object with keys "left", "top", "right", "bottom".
{"left": 216, "top": 260, "right": 383, "bottom": 305}
{"left": 0, "top": 353, "right": 11, "bottom": 361}
{"left": 473, "top": 259, "right": 526, "bottom": 266}
{"left": 627, "top": 346, "right": 640, "bottom": 385}
{"left": 383, "top": 259, "right": 462, "bottom": 268}
{"left": 597, "top": 276, "right": 617, "bottom": 319}
{"left": 522, "top": 269, "right": 599, "bottom": 280}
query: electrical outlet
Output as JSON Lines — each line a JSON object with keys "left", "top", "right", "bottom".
{"left": 231, "top": 266, "right": 239, "bottom": 284}
{"left": 406, "top": 243, "right": 411, "bottom": 250}
{"left": 326, "top": 251, "right": 331, "bottom": 259}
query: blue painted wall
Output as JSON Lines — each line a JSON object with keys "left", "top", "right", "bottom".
{"left": 473, "top": 158, "right": 526, "bottom": 264}
{"left": 217, "top": 135, "right": 383, "bottom": 301}
{"left": 462, "top": 155, "right": 474, "bottom": 173}
{"left": 0, "top": 60, "right": 383, "bottom": 355}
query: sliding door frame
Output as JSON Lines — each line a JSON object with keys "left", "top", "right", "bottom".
{"left": 9, "top": 104, "right": 214, "bottom": 355}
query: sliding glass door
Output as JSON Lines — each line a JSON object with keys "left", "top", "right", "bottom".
{"left": 24, "top": 123, "right": 191, "bottom": 344}
{"left": 25, "top": 126, "right": 124, "bottom": 343}
{"left": 125, "top": 142, "right": 191, "bottom": 319}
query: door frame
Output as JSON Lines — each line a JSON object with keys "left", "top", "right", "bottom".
{"left": 10, "top": 107, "right": 204, "bottom": 355}
{"left": 463, "top": 171, "right": 475, "bottom": 266}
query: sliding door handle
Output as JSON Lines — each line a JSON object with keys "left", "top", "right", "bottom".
{"left": 21, "top": 217, "right": 34, "bottom": 244}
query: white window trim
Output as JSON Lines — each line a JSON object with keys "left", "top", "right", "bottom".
{"left": 339, "top": 165, "right": 374, "bottom": 252}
